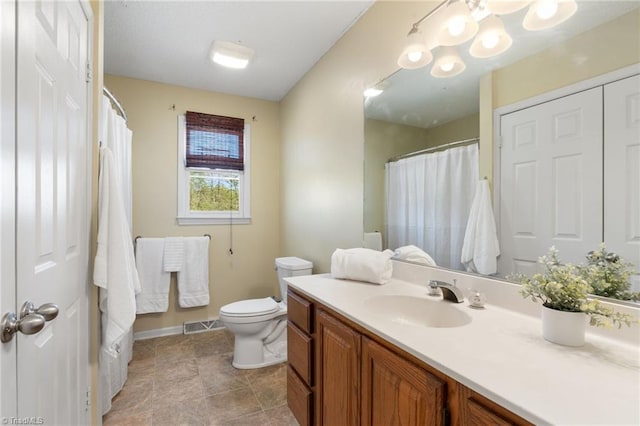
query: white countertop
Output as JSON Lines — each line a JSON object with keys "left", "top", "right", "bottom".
{"left": 286, "top": 273, "right": 640, "bottom": 426}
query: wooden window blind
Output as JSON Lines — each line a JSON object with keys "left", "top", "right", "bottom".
{"left": 185, "top": 111, "right": 245, "bottom": 170}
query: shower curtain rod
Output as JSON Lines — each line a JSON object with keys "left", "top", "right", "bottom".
{"left": 387, "top": 137, "right": 479, "bottom": 163}
{"left": 103, "top": 86, "right": 128, "bottom": 122}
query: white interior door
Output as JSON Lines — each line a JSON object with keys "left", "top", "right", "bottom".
{"left": 498, "top": 87, "right": 603, "bottom": 276}
{"left": 12, "top": 1, "right": 91, "bottom": 423}
{"left": 604, "top": 74, "right": 640, "bottom": 292}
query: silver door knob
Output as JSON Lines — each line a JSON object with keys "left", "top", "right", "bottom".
{"left": 20, "top": 301, "right": 59, "bottom": 322}
{"left": 1, "top": 312, "right": 46, "bottom": 343}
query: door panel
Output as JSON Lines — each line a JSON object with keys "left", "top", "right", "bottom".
{"left": 604, "top": 74, "right": 640, "bottom": 292}
{"left": 16, "top": 1, "right": 90, "bottom": 423}
{"left": 499, "top": 87, "right": 603, "bottom": 275}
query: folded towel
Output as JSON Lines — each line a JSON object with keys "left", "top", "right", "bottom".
{"left": 363, "top": 232, "right": 383, "bottom": 251}
{"left": 163, "top": 237, "right": 185, "bottom": 272}
{"left": 461, "top": 180, "right": 500, "bottom": 275}
{"left": 177, "top": 236, "right": 210, "bottom": 307}
{"left": 394, "top": 245, "right": 437, "bottom": 267}
{"left": 331, "top": 248, "right": 395, "bottom": 285}
{"left": 135, "top": 238, "right": 171, "bottom": 314}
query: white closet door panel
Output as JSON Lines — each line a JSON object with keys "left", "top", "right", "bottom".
{"left": 604, "top": 74, "right": 640, "bottom": 292}
{"left": 499, "top": 87, "right": 603, "bottom": 275}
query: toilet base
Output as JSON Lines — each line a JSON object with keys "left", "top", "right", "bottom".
{"left": 230, "top": 321, "right": 288, "bottom": 369}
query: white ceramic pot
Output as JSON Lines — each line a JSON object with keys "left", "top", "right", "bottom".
{"left": 541, "top": 305, "right": 588, "bottom": 347}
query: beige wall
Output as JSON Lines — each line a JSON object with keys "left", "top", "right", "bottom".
{"left": 363, "top": 114, "right": 479, "bottom": 236}
{"left": 103, "top": 75, "right": 281, "bottom": 333}
{"left": 280, "top": 1, "right": 431, "bottom": 272}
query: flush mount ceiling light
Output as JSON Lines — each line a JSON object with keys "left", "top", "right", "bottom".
{"left": 209, "top": 40, "right": 254, "bottom": 69}
{"left": 523, "top": 0, "right": 578, "bottom": 31}
{"left": 469, "top": 14, "right": 512, "bottom": 58}
{"left": 431, "top": 46, "right": 466, "bottom": 78}
{"left": 438, "top": 1, "right": 479, "bottom": 46}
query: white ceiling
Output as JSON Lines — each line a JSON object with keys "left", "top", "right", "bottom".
{"left": 365, "top": 1, "right": 640, "bottom": 128}
{"left": 104, "top": 0, "right": 374, "bottom": 101}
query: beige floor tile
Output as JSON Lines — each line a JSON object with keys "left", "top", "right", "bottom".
{"left": 103, "top": 408, "right": 153, "bottom": 426}
{"left": 264, "top": 405, "right": 300, "bottom": 426}
{"left": 155, "top": 357, "right": 199, "bottom": 385}
{"left": 205, "top": 387, "right": 263, "bottom": 423}
{"left": 152, "top": 397, "right": 210, "bottom": 426}
{"left": 210, "top": 410, "right": 271, "bottom": 426}
{"left": 200, "top": 365, "right": 250, "bottom": 396}
{"left": 108, "top": 376, "right": 154, "bottom": 415}
{"left": 153, "top": 374, "right": 205, "bottom": 411}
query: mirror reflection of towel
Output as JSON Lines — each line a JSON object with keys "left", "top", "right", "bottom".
{"left": 461, "top": 180, "right": 500, "bottom": 275}
{"left": 394, "top": 245, "right": 437, "bottom": 267}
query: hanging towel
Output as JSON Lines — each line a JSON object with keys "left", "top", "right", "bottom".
{"left": 177, "top": 237, "right": 210, "bottom": 307}
{"left": 135, "top": 238, "right": 171, "bottom": 314}
{"left": 94, "top": 147, "right": 140, "bottom": 355}
{"left": 461, "top": 180, "right": 500, "bottom": 275}
{"left": 363, "top": 232, "right": 383, "bottom": 251}
{"left": 394, "top": 245, "right": 437, "bottom": 267}
{"left": 331, "top": 248, "right": 395, "bottom": 285}
{"left": 163, "top": 237, "right": 185, "bottom": 272}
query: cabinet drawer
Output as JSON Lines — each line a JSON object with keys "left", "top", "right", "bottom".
{"left": 287, "top": 289, "right": 313, "bottom": 333}
{"left": 287, "top": 322, "right": 313, "bottom": 385}
{"left": 287, "top": 365, "right": 313, "bottom": 426}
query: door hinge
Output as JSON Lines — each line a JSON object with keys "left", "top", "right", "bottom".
{"left": 85, "top": 386, "right": 91, "bottom": 411}
{"left": 86, "top": 62, "right": 92, "bottom": 83}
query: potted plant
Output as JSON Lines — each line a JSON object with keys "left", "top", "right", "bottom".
{"left": 511, "top": 247, "right": 637, "bottom": 346}
{"left": 578, "top": 244, "right": 640, "bottom": 302}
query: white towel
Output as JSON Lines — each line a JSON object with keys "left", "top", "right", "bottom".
{"left": 94, "top": 147, "right": 140, "bottom": 355}
{"left": 461, "top": 180, "right": 500, "bottom": 275}
{"left": 163, "top": 237, "right": 185, "bottom": 272}
{"left": 331, "top": 248, "right": 395, "bottom": 285}
{"left": 135, "top": 238, "right": 171, "bottom": 314}
{"left": 394, "top": 245, "right": 437, "bottom": 267}
{"left": 177, "top": 237, "right": 210, "bottom": 307}
{"left": 363, "top": 232, "right": 383, "bottom": 251}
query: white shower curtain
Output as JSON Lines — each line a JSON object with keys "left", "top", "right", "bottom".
{"left": 385, "top": 144, "right": 478, "bottom": 270}
{"left": 98, "top": 94, "right": 135, "bottom": 415}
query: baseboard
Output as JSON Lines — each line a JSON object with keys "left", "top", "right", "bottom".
{"left": 133, "top": 325, "right": 183, "bottom": 341}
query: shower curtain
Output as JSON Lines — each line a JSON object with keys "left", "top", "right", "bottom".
{"left": 97, "top": 94, "right": 135, "bottom": 415}
{"left": 385, "top": 144, "right": 478, "bottom": 270}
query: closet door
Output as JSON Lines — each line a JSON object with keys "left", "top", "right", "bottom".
{"left": 604, "top": 74, "right": 640, "bottom": 292}
{"left": 499, "top": 87, "right": 603, "bottom": 276}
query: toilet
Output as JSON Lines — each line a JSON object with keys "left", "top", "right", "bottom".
{"left": 219, "top": 257, "right": 313, "bottom": 369}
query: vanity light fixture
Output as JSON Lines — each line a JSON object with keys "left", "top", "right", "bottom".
{"left": 485, "top": 0, "right": 531, "bottom": 16}
{"left": 209, "top": 40, "right": 254, "bottom": 69}
{"left": 397, "top": 25, "right": 433, "bottom": 69}
{"left": 431, "top": 46, "right": 466, "bottom": 78}
{"left": 469, "top": 14, "right": 512, "bottom": 58}
{"left": 396, "top": 0, "right": 577, "bottom": 78}
{"left": 523, "top": 0, "right": 578, "bottom": 31}
{"left": 438, "top": 0, "right": 479, "bottom": 46}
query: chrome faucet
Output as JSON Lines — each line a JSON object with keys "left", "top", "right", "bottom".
{"left": 428, "top": 280, "right": 465, "bottom": 303}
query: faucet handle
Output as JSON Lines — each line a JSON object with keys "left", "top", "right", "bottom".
{"left": 427, "top": 280, "right": 441, "bottom": 296}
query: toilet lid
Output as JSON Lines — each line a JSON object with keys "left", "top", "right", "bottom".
{"left": 220, "top": 297, "right": 279, "bottom": 317}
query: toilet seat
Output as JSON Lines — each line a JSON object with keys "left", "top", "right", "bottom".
{"left": 220, "top": 297, "right": 284, "bottom": 324}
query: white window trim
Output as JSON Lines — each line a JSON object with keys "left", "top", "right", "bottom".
{"left": 177, "top": 115, "right": 251, "bottom": 225}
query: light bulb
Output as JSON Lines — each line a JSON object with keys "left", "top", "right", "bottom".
{"left": 408, "top": 50, "right": 423, "bottom": 63}
{"left": 448, "top": 16, "right": 467, "bottom": 37}
{"left": 537, "top": 0, "right": 558, "bottom": 20}
{"left": 440, "top": 61, "right": 455, "bottom": 72}
{"left": 481, "top": 32, "right": 499, "bottom": 49}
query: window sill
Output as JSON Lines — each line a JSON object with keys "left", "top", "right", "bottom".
{"left": 176, "top": 216, "right": 251, "bottom": 226}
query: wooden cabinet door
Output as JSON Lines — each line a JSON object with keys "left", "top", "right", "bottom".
{"left": 459, "top": 384, "right": 532, "bottom": 426}
{"left": 362, "top": 337, "right": 445, "bottom": 426}
{"left": 316, "top": 309, "right": 361, "bottom": 426}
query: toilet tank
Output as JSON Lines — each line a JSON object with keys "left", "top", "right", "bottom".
{"left": 275, "top": 257, "right": 313, "bottom": 304}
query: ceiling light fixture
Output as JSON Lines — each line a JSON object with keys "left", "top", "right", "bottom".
{"left": 364, "top": 80, "right": 390, "bottom": 98}
{"left": 209, "top": 40, "right": 254, "bottom": 69}
{"left": 523, "top": 0, "right": 577, "bottom": 31}
{"left": 395, "top": 0, "right": 577, "bottom": 78}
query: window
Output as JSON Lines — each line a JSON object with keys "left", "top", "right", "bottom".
{"left": 177, "top": 111, "right": 250, "bottom": 225}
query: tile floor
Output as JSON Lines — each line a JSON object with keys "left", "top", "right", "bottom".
{"left": 102, "top": 329, "right": 298, "bottom": 426}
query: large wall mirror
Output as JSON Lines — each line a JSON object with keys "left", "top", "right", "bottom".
{"left": 364, "top": 1, "right": 640, "bottom": 304}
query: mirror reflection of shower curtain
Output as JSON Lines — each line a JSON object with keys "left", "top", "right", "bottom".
{"left": 385, "top": 144, "right": 478, "bottom": 270}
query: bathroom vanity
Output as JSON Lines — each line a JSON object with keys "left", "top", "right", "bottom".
{"left": 285, "top": 263, "right": 640, "bottom": 425}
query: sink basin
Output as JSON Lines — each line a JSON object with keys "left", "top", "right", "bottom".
{"left": 363, "top": 295, "right": 472, "bottom": 328}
